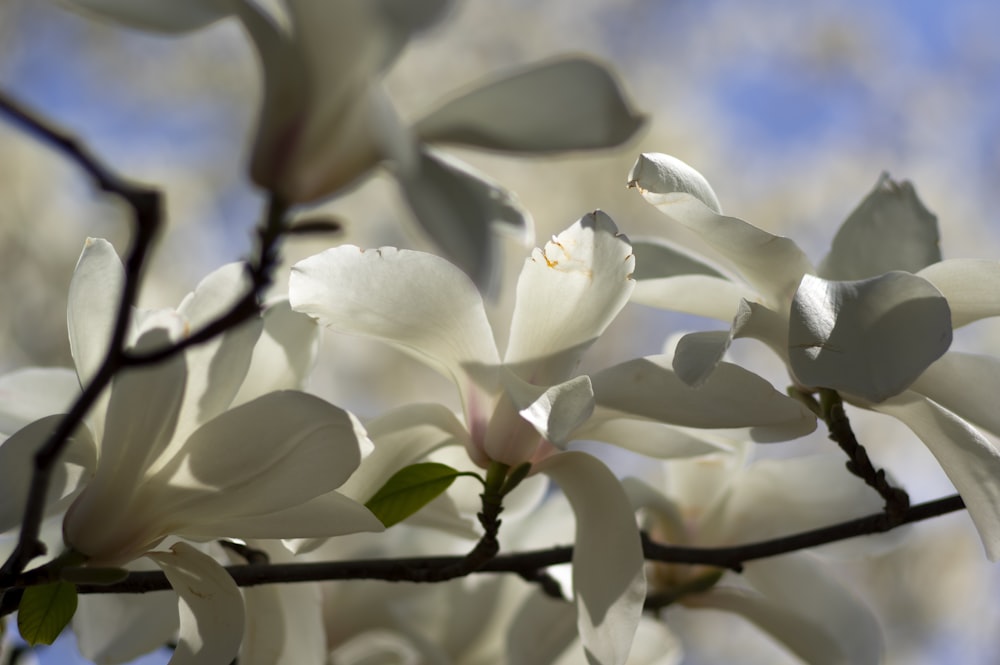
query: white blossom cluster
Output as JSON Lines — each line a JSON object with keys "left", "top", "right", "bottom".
{"left": 0, "top": 2, "right": 998, "bottom": 664}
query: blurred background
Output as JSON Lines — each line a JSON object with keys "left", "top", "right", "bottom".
{"left": 2, "top": 0, "right": 1000, "bottom": 662}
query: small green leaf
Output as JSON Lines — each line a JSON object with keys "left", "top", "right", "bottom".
{"left": 365, "top": 462, "right": 468, "bottom": 527}
{"left": 17, "top": 581, "right": 78, "bottom": 646}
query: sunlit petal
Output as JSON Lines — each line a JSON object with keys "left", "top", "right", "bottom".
{"left": 0, "top": 367, "right": 80, "bottom": 435}
{"left": 872, "top": 391, "right": 1000, "bottom": 559}
{"left": 504, "top": 373, "right": 595, "bottom": 448}
{"left": 506, "top": 211, "right": 634, "bottom": 385}
{"left": 537, "top": 452, "right": 645, "bottom": 665}
{"left": 910, "top": 352, "right": 1000, "bottom": 438}
{"left": 68, "top": 238, "right": 123, "bottom": 390}
{"left": 788, "top": 272, "right": 952, "bottom": 402}
{"left": 148, "top": 542, "right": 244, "bottom": 665}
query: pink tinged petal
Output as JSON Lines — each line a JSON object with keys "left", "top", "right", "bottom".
{"left": 699, "top": 454, "right": 883, "bottom": 546}
{"left": 396, "top": 148, "right": 532, "bottom": 290}
{"left": 173, "top": 263, "right": 263, "bottom": 441}
{"left": 910, "top": 352, "right": 1000, "bottom": 438}
{"left": 742, "top": 555, "right": 883, "bottom": 665}
{"left": 0, "top": 367, "right": 80, "bottom": 435}
{"left": 415, "top": 57, "right": 645, "bottom": 153}
{"left": 591, "top": 356, "right": 816, "bottom": 442}
{"left": 290, "top": 245, "right": 500, "bottom": 411}
{"left": 183, "top": 491, "right": 384, "bottom": 541}
{"left": 341, "top": 403, "right": 470, "bottom": 502}
{"left": 507, "top": 591, "right": 579, "bottom": 665}
{"left": 168, "top": 391, "right": 365, "bottom": 522}
{"left": 74, "top": 560, "right": 179, "bottom": 664}
{"left": 788, "top": 272, "right": 952, "bottom": 403}
{"left": 504, "top": 373, "right": 595, "bottom": 448}
{"left": 233, "top": 300, "right": 320, "bottom": 406}
{"left": 506, "top": 212, "right": 635, "bottom": 385}
{"left": 918, "top": 259, "right": 1000, "bottom": 328}
{"left": 627, "top": 154, "right": 813, "bottom": 306}
{"left": 60, "top": 0, "right": 230, "bottom": 32}
{"left": 148, "top": 542, "right": 245, "bottom": 665}
{"left": 871, "top": 392, "right": 1000, "bottom": 560}
{"left": 819, "top": 174, "right": 941, "bottom": 281}
{"left": 537, "top": 452, "right": 645, "bottom": 665}
{"left": 68, "top": 238, "right": 124, "bottom": 389}
{"left": 0, "top": 415, "right": 95, "bottom": 533}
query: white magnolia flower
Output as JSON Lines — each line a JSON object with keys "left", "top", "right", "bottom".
{"left": 55, "top": 0, "right": 645, "bottom": 287}
{"left": 0, "top": 238, "right": 382, "bottom": 664}
{"left": 626, "top": 152, "right": 1000, "bottom": 559}
{"left": 289, "top": 211, "right": 816, "bottom": 664}
{"left": 627, "top": 442, "right": 884, "bottom": 665}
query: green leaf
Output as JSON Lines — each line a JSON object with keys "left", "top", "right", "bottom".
{"left": 17, "top": 581, "right": 78, "bottom": 646}
{"left": 365, "top": 462, "right": 469, "bottom": 527}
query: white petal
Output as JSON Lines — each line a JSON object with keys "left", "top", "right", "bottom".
{"left": 0, "top": 415, "right": 95, "bottom": 532}
{"left": 148, "top": 542, "right": 245, "bottom": 665}
{"left": 182, "top": 491, "right": 384, "bottom": 540}
{"left": 871, "top": 391, "right": 1000, "bottom": 560}
{"left": 507, "top": 591, "right": 579, "bottom": 665}
{"left": 537, "top": 452, "right": 645, "bottom": 665}
{"left": 575, "top": 416, "right": 730, "bottom": 459}
{"left": 74, "top": 560, "right": 179, "bottom": 664}
{"left": 506, "top": 212, "right": 634, "bottom": 385}
{"left": 396, "top": 148, "right": 531, "bottom": 290}
{"left": 168, "top": 392, "right": 364, "bottom": 522}
{"left": 918, "top": 259, "right": 1000, "bottom": 328}
{"left": 672, "top": 330, "right": 734, "bottom": 387}
{"left": 173, "top": 263, "right": 262, "bottom": 442}
{"left": 416, "top": 57, "right": 644, "bottom": 153}
{"left": 699, "top": 454, "right": 883, "bottom": 546}
{"left": 504, "top": 373, "right": 595, "bottom": 447}
{"left": 60, "top": 0, "right": 230, "bottom": 32}
{"left": 0, "top": 367, "right": 80, "bottom": 435}
{"left": 290, "top": 244, "right": 500, "bottom": 411}
{"left": 591, "top": 356, "right": 816, "bottom": 442}
{"left": 233, "top": 300, "right": 320, "bottom": 406}
{"left": 68, "top": 238, "right": 124, "bottom": 389}
{"left": 788, "top": 272, "right": 952, "bottom": 402}
{"left": 819, "top": 175, "right": 941, "bottom": 280}
{"left": 627, "top": 154, "right": 813, "bottom": 306}
{"left": 910, "top": 352, "right": 1000, "bottom": 438}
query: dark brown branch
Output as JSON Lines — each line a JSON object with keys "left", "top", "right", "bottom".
{"left": 69, "top": 493, "right": 965, "bottom": 594}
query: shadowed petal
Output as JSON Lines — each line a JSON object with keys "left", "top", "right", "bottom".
{"left": 910, "top": 352, "right": 1000, "bottom": 438}
{"left": 0, "top": 368, "right": 80, "bottom": 435}
{"left": 61, "top": 0, "right": 230, "bottom": 32}
{"left": 918, "top": 259, "right": 1000, "bottom": 328}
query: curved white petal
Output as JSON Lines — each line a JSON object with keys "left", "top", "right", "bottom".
{"left": 504, "top": 373, "right": 595, "bottom": 448}
{"left": 68, "top": 238, "right": 124, "bottom": 389}
{"left": 506, "top": 212, "right": 635, "bottom": 385}
{"left": 632, "top": 275, "right": 755, "bottom": 323}
{"left": 0, "top": 415, "right": 95, "bottom": 533}
{"left": 0, "top": 367, "right": 80, "bottom": 435}
{"left": 627, "top": 154, "right": 813, "bottom": 305}
{"left": 672, "top": 330, "right": 734, "bottom": 387}
{"left": 918, "top": 259, "right": 1000, "bottom": 328}
{"left": 168, "top": 391, "right": 364, "bottom": 522}
{"left": 699, "top": 454, "right": 883, "bottom": 546}
{"left": 537, "top": 452, "right": 645, "bottom": 665}
{"left": 789, "top": 272, "right": 952, "bottom": 403}
{"left": 290, "top": 245, "right": 500, "bottom": 412}
{"left": 507, "top": 591, "right": 579, "bottom": 665}
{"left": 871, "top": 391, "right": 1000, "bottom": 559}
{"left": 74, "top": 559, "right": 180, "bottom": 664}
{"left": 183, "top": 491, "right": 384, "bottom": 540}
{"left": 416, "top": 57, "right": 644, "bottom": 153}
{"left": 910, "top": 352, "right": 1000, "bottom": 438}
{"left": 148, "top": 542, "right": 245, "bottom": 665}
{"left": 576, "top": 416, "right": 731, "bottom": 459}
{"left": 341, "top": 403, "right": 470, "bottom": 502}
{"left": 233, "top": 300, "right": 320, "bottom": 406}
{"left": 396, "top": 148, "right": 531, "bottom": 290}
{"left": 59, "top": 0, "right": 230, "bottom": 32}
{"left": 819, "top": 174, "right": 940, "bottom": 280}
{"left": 173, "top": 262, "right": 262, "bottom": 442}
{"left": 591, "top": 356, "right": 816, "bottom": 442}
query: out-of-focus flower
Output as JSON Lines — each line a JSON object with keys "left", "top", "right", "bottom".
{"left": 626, "top": 152, "right": 1000, "bottom": 559}
{"left": 290, "top": 211, "right": 816, "bottom": 664}
{"left": 55, "top": 0, "right": 646, "bottom": 288}
{"left": 0, "top": 238, "right": 382, "bottom": 664}
{"left": 627, "top": 441, "right": 884, "bottom": 665}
